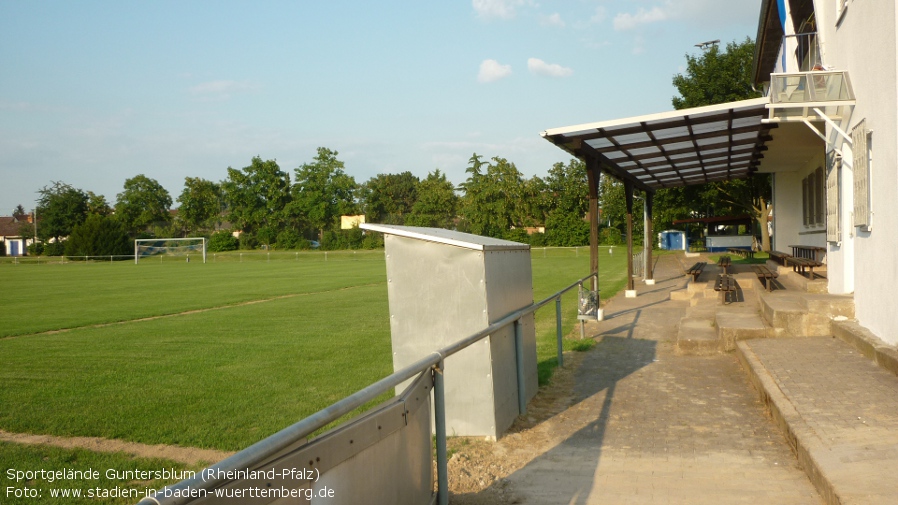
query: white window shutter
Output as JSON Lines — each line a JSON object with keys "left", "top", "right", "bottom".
{"left": 852, "top": 119, "right": 870, "bottom": 229}
{"left": 826, "top": 155, "right": 841, "bottom": 243}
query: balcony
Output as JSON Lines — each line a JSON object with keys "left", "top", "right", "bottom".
{"left": 764, "top": 70, "right": 855, "bottom": 124}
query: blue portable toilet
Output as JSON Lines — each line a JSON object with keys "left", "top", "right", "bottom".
{"left": 659, "top": 230, "right": 685, "bottom": 250}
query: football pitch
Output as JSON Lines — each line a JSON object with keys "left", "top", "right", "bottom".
{"left": 0, "top": 247, "right": 630, "bottom": 502}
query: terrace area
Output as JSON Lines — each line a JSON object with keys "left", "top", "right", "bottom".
{"left": 448, "top": 251, "right": 898, "bottom": 504}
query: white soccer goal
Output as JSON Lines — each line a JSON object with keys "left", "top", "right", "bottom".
{"left": 134, "top": 237, "right": 206, "bottom": 264}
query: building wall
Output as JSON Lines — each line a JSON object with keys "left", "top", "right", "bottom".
{"left": 772, "top": 154, "right": 826, "bottom": 255}
{"left": 818, "top": 0, "right": 898, "bottom": 344}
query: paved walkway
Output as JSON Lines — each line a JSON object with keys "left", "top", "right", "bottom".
{"left": 740, "top": 337, "right": 898, "bottom": 504}
{"left": 505, "top": 253, "right": 823, "bottom": 504}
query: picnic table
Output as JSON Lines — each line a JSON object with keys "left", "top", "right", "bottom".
{"left": 751, "top": 265, "right": 779, "bottom": 292}
{"left": 714, "top": 274, "right": 737, "bottom": 304}
{"left": 717, "top": 255, "right": 732, "bottom": 274}
{"left": 786, "top": 256, "right": 824, "bottom": 280}
{"left": 769, "top": 250, "right": 792, "bottom": 265}
{"left": 788, "top": 245, "right": 826, "bottom": 262}
{"left": 686, "top": 262, "right": 706, "bottom": 282}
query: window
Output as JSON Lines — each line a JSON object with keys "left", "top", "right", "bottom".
{"left": 826, "top": 154, "right": 841, "bottom": 243}
{"left": 802, "top": 167, "right": 826, "bottom": 228}
{"left": 852, "top": 119, "right": 871, "bottom": 230}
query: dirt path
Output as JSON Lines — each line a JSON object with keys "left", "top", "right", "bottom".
{"left": 0, "top": 430, "right": 234, "bottom": 466}
{"left": 444, "top": 349, "right": 589, "bottom": 504}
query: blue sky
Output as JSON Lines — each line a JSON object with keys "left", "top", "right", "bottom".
{"left": 0, "top": 0, "right": 761, "bottom": 213}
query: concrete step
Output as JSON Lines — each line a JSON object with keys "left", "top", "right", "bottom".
{"left": 669, "top": 288, "right": 693, "bottom": 301}
{"left": 803, "top": 294, "right": 854, "bottom": 336}
{"left": 676, "top": 316, "right": 719, "bottom": 355}
{"left": 716, "top": 310, "right": 769, "bottom": 351}
{"left": 760, "top": 293, "right": 808, "bottom": 337}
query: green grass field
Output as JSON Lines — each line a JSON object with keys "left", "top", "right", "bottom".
{"left": 0, "top": 246, "right": 631, "bottom": 503}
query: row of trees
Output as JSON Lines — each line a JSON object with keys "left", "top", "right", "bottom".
{"left": 12, "top": 38, "right": 771, "bottom": 256}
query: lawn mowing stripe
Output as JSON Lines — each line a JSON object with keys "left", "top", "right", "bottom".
{"left": 3, "top": 281, "right": 386, "bottom": 340}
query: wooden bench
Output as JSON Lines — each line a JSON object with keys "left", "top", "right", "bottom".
{"left": 727, "top": 247, "right": 754, "bottom": 259}
{"left": 788, "top": 245, "right": 826, "bottom": 262}
{"left": 768, "top": 250, "right": 792, "bottom": 265}
{"left": 751, "top": 265, "right": 779, "bottom": 292}
{"left": 685, "top": 262, "right": 706, "bottom": 282}
{"left": 786, "top": 256, "right": 824, "bottom": 280}
{"left": 714, "top": 274, "right": 738, "bottom": 304}
{"left": 717, "top": 255, "right": 732, "bottom": 274}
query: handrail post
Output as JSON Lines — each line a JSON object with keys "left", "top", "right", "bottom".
{"left": 555, "top": 296, "right": 564, "bottom": 368}
{"left": 514, "top": 319, "right": 527, "bottom": 416}
{"left": 433, "top": 361, "right": 449, "bottom": 505}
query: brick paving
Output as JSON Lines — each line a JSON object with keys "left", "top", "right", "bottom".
{"left": 507, "top": 254, "right": 822, "bottom": 504}
{"left": 740, "top": 337, "right": 898, "bottom": 503}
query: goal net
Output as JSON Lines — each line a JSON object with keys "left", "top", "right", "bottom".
{"left": 134, "top": 237, "right": 206, "bottom": 264}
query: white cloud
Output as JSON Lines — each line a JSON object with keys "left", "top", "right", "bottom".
{"left": 613, "top": 6, "right": 669, "bottom": 31}
{"left": 540, "top": 12, "right": 565, "bottom": 27}
{"left": 477, "top": 59, "right": 512, "bottom": 83}
{"left": 590, "top": 6, "right": 607, "bottom": 24}
{"left": 527, "top": 58, "right": 573, "bottom": 78}
{"left": 472, "top": 0, "right": 524, "bottom": 20}
{"left": 188, "top": 80, "right": 257, "bottom": 100}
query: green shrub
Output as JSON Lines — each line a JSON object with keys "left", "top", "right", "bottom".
{"left": 44, "top": 241, "right": 66, "bottom": 256}
{"left": 503, "top": 228, "right": 530, "bottom": 244}
{"left": 64, "top": 214, "right": 131, "bottom": 258}
{"left": 238, "top": 233, "right": 257, "bottom": 250}
{"left": 27, "top": 242, "right": 43, "bottom": 256}
{"left": 528, "top": 232, "right": 547, "bottom": 247}
{"left": 276, "top": 229, "right": 301, "bottom": 250}
{"left": 208, "top": 231, "right": 239, "bottom": 252}
{"left": 599, "top": 227, "right": 623, "bottom": 246}
{"left": 361, "top": 232, "right": 383, "bottom": 250}
{"left": 546, "top": 213, "right": 589, "bottom": 247}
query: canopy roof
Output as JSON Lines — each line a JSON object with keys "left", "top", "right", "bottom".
{"left": 541, "top": 98, "right": 776, "bottom": 193}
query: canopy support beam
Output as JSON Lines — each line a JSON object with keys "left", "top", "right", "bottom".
{"left": 586, "top": 158, "right": 600, "bottom": 292}
{"left": 644, "top": 191, "right": 654, "bottom": 284}
{"left": 625, "top": 180, "right": 635, "bottom": 295}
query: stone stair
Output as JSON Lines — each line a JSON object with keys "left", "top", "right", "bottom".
{"left": 673, "top": 264, "right": 855, "bottom": 354}
{"left": 755, "top": 271, "right": 854, "bottom": 337}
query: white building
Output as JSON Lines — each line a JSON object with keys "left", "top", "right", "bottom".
{"left": 542, "top": 1, "right": 897, "bottom": 345}
{"left": 754, "top": 0, "right": 898, "bottom": 345}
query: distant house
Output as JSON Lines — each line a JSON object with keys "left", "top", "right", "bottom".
{"left": 0, "top": 215, "right": 33, "bottom": 256}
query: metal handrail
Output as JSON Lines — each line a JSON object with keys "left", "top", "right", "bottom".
{"left": 139, "top": 271, "right": 597, "bottom": 505}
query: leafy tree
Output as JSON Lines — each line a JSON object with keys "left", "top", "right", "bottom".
{"left": 458, "top": 154, "right": 526, "bottom": 238}
{"left": 406, "top": 169, "right": 459, "bottom": 229}
{"left": 542, "top": 159, "right": 590, "bottom": 246}
{"left": 87, "top": 192, "right": 112, "bottom": 216}
{"left": 208, "top": 230, "right": 239, "bottom": 252}
{"left": 545, "top": 213, "right": 589, "bottom": 247}
{"left": 671, "top": 38, "right": 772, "bottom": 250}
{"left": 672, "top": 38, "right": 760, "bottom": 109}
{"left": 360, "top": 172, "right": 419, "bottom": 224}
{"left": 519, "top": 176, "right": 548, "bottom": 228}
{"left": 544, "top": 160, "right": 588, "bottom": 215}
{"left": 221, "top": 157, "right": 291, "bottom": 247}
{"left": 115, "top": 175, "right": 173, "bottom": 235}
{"left": 64, "top": 214, "right": 131, "bottom": 257}
{"left": 178, "top": 177, "right": 222, "bottom": 233}
{"left": 35, "top": 181, "right": 89, "bottom": 244}
{"left": 290, "top": 148, "right": 358, "bottom": 239}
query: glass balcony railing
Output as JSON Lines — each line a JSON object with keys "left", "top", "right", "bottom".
{"left": 769, "top": 71, "right": 854, "bottom": 105}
